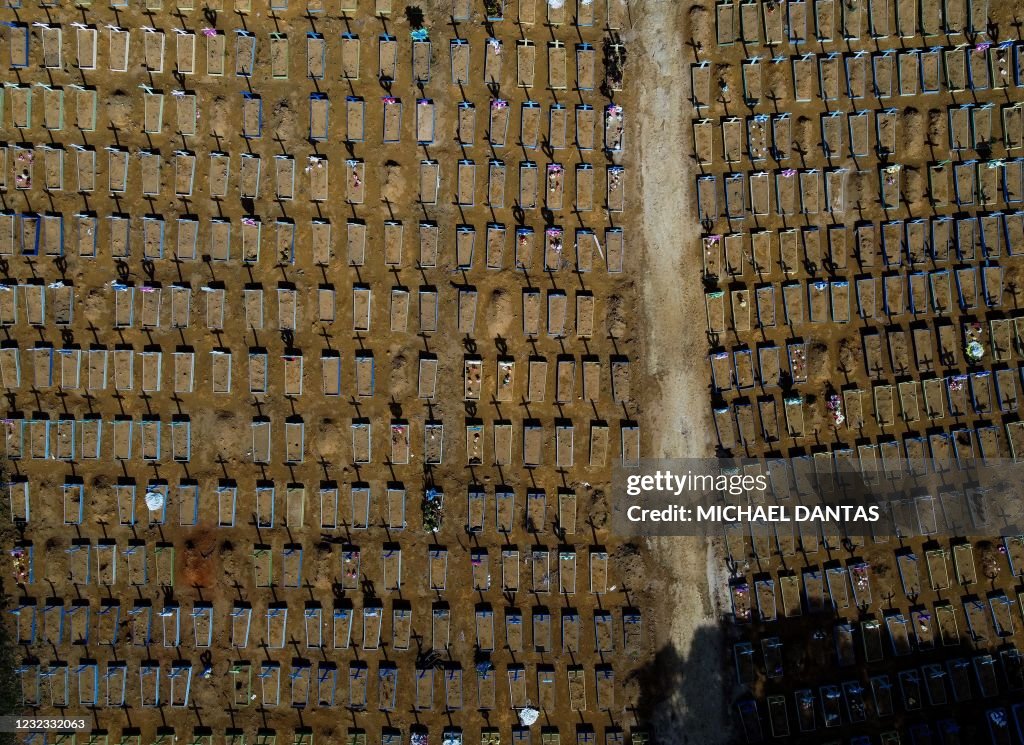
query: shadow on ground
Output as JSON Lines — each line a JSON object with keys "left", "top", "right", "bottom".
{"left": 631, "top": 622, "right": 737, "bottom": 745}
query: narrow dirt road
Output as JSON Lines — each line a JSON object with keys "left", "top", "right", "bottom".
{"left": 631, "top": 1, "right": 731, "bottom": 742}
{"left": 634, "top": 9, "right": 714, "bottom": 461}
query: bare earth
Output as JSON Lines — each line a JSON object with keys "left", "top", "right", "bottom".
{"left": 633, "top": 2, "right": 730, "bottom": 743}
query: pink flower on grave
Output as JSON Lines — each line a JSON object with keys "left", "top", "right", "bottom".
{"left": 546, "top": 228, "right": 562, "bottom": 236}
{"left": 382, "top": 96, "right": 397, "bottom": 104}
{"left": 241, "top": 217, "right": 258, "bottom": 227}
{"left": 201, "top": 28, "right": 218, "bottom": 37}
{"left": 782, "top": 168, "right": 797, "bottom": 177}
{"left": 491, "top": 99, "right": 508, "bottom": 109}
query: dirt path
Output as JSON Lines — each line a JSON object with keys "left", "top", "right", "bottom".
{"left": 634, "top": 0, "right": 714, "bottom": 463}
{"left": 631, "top": 1, "right": 731, "bottom": 743}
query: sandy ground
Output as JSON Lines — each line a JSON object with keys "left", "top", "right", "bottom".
{"left": 632, "top": 1, "right": 730, "bottom": 743}
{"left": 634, "top": 1, "right": 716, "bottom": 465}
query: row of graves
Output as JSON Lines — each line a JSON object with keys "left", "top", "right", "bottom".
{"left": 696, "top": 106, "right": 1024, "bottom": 171}
{"left": 0, "top": 110, "right": 627, "bottom": 216}
{"left": 13, "top": 654, "right": 626, "bottom": 713}
{"left": 711, "top": 0, "right": 995, "bottom": 49}
{"left": 694, "top": 167, "right": 1024, "bottom": 221}
{"left": 0, "top": 210, "right": 627, "bottom": 268}
{"left": 0, "top": 23, "right": 624, "bottom": 89}
{"left": 0, "top": 280, "right": 623, "bottom": 333}
{"left": 727, "top": 526, "right": 1024, "bottom": 743}
{"left": 0, "top": 310, "right": 633, "bottom": 373}
{"left": 7, "top": 478, "right": 621, "bottom": 537}
{"left": 0, "top": 0, "right": 634, "bottom": 41}
{"left": 15, "top": 730, "right": 651, "bottom": 745}
{"left": 0, "top": 414, "right": 642, "bottom": 466}
{"left": 0, "top": 0, "right": 645, "bottom": 742}
{"left": 697, "top": 212, "right": 1024, "bottom": 278}
{"left": 0, "top": 92, "right": 628, "bottom": 168}
{"left": 14, "top": 727, "right": 652, "bottom": 745}
{"left": 710, "top": 402, "right": 1024, "bottom": 462}
{"left": 692, "top": 45, "right": 1024, "bottom": 117}
{"left": 0, "top": 212, "right": 626, "bottom": 274}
